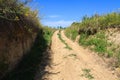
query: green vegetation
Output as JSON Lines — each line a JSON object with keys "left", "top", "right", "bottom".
{"left": 68, "top": 54, "right": 78, "bottom": 60}
{"left": 65, "top": 12, "right": 120, "bottom": 67}
{"left": 78, "top": 13, "right": 120, "bottom": 34}
{"left": 0, "top": 0, "right": 41, "bottom": 78}
{"left": 79, "top": 32, "right": 108, "bottom": 55}
{"left": 2, "top": 30, "right": 51, "bottom": 80}
{"left": 65, "top": 12, "right": 120, "bottom": 40}
{"left": 57, "top": 30, "right": 72, "bottom": 50}
{"left": 0, "top": 0, "right": 41, "bottom": 32}
{"left": 0, "top": 0, "right": 55, "bottom": 80}
{"left": 65, "top": 22, "right": 79, "bottom": 41}
{"left": 68, "top": 54, "right": 77, "bottom": 57}
{"left": 1, "top": 27, "right": 55, "bottom": 80}
{"left": 43, "top": 26, "right": 56, "bottom": 45}
{"left": 64, "top": 53, "right": 78, "bottom": 59}
{"left": 81, "top": 68, "right": 94, "bottom": 80}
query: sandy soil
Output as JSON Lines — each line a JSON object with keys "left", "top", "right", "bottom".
{"left": 43, "top": 30, "right": 118, "bottom": 80}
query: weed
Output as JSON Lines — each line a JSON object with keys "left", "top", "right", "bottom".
{"left": 68, "top": 54, "right": 78, "bottom": 60}
{"left": 81, "top": 68, "right": 94, "bottom": 80}
{"left": 64, "top": 54, "right": 78, "bottom": 60}
{"left": 65, "top": 45, "right": 72, "bottom": 50}
{"left": 79, "top": 34, "right": 88, "bottom": 46}
{"left": 68, "top": 54, "right": 77, "bottom": 57}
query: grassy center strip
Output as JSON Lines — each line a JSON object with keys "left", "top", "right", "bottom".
{"left": 57, "top": 30, "right": 72, "bottom": 50}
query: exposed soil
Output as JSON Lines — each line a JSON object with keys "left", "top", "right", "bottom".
{"left": 43, "top": 30, "right": 118, "bottom": 80}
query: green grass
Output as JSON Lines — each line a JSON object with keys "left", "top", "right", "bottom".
{"left": 65, "top": 23, "right": 79, "bottom": 41}
{"left": 79, "top": 33, "right": 88, "bottom": 46}
{"left": 57, "top": 30, "right": 72, "bottom": 50}
{"left": 79, "top": 32, "right": 108, "bottom": 55}
{"left": 43, "top": 26, "right": 56, "bottom": 45}
{"left": 81, "top": 68, "right": 94, "bottom": 80}
{"left": 78, "top": 31, "right": 120, "bottom": 66}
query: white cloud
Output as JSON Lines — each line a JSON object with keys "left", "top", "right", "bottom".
{"left": 48, "top": 15, "right": 60, "bottom": 18}
{"left": 42, "top": 20, "right": 74, "bottom": 27}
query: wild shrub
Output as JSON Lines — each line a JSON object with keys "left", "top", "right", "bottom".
{"left": 65, "top": 22, "right": 79, "bottom": 41}
{"left": 79, "top": 31, "right": 108, "bottom": 55}
{"left": 43, "top": 26, "right": 56, "bottom": 45}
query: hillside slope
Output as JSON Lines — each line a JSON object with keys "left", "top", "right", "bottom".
{"left": 65, "top": 12, "right": 120, "bottom": 70}
{"left": 0, "top": 0, "right": 55, "bottom": 79}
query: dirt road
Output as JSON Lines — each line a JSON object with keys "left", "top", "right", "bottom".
{"left": 43, "top": 30, "right": 118, "bottom": 80}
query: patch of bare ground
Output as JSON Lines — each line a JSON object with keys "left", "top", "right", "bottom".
{"left": 107, "top": 28, "right": 120, "bottom": 45}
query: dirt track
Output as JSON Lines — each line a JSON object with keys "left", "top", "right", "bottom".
{"left": 43, "top": 30, "right": 118, "bottom": 80}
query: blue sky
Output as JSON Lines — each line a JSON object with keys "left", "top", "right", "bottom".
{"left": 28, "top": 0, "right": 120, "bottom": 27}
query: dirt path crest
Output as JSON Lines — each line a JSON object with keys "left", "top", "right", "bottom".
{"left": 43, "top": 30, "right": 118, "bottom": 80}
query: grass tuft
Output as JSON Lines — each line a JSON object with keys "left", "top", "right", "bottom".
{"left": 81, "top": 68, "right": 94, "bottom": 80}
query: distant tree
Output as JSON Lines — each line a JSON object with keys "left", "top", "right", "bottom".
{"left": 59, "top": 26, "right": 63, "bottom": 29}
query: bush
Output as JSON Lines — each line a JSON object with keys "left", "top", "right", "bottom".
{"left": 65, "top": 22, "right": 79, "bottom": 41}
{"left": 0, "top": 0, "right": 45, "bottom": 79}
{"left": 43, "top": 26, "right": 56, "bottom": 45}
{"left": 79, "top": 34, "right": 88, "bottom": 46}
{"left": 79, "top": 32, "right": 107, "bottom": 54}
